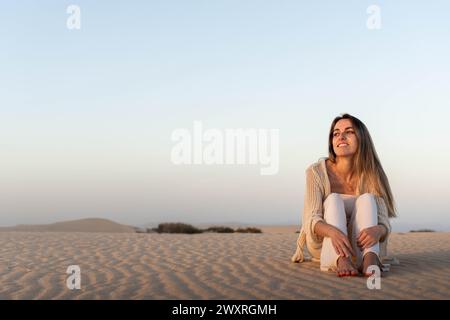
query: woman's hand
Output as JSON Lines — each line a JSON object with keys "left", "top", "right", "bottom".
{"left": 330, "top": 228, "right": 355, "bottom": 258}
{"left": 357, "top": 226, "right": 382, "bottom": 249}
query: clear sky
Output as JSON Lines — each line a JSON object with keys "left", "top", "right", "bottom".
{"left": 1, "top": 1, "right": 450, "bottom": 231}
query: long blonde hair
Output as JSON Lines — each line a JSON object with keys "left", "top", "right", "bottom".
{"left": 328, "top": 114, "right": 396, "bottom": 218}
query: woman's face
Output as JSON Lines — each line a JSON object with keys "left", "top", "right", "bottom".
{"left": 332, "top": 119, "right": 358, "bottom": 158}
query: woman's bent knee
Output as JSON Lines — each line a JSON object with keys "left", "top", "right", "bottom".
{"left": 323, "top": 194, "right": 346, "bottom": 223}
{"left": 325, "top": 193, "right": 342, "bottom": 203}
{"left": 356, "top": 193, "right": 376, "bottom": 205}
{"left": 324, "top": 193, "right": 344, "bottom": 213}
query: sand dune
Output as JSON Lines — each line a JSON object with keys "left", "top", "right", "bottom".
{"left": 0, "top": 218, "right": 136, "bottom": 233}
{"left": 0, "top": 231, "right": 448, "bottom": 299}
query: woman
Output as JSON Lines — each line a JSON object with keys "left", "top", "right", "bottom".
{"left": 291, "top": 114, "right": 396, "bottom": 277}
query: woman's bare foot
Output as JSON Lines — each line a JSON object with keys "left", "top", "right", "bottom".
{"left": 361, "top": 252, "right": 381, "bottom": 277}
{"left": 336, "top": 256, "right": 358, "bottom": 277}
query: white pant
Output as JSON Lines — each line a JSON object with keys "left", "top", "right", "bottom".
{"left": 320, "top": 193, "right": 380, "bottom": 271}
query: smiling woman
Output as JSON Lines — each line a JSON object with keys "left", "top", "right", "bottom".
{"left": 292, "top": 114, "right": 396, "bottom": 277}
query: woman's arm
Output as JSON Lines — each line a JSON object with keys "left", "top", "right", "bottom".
{"left": 314, "top": 221, "right": 355, "bottom": 258}
{"left": 377, "top": 224, "right": 388, "bottom": 240}
{"left": 374, "top": 196, "right": 391, "bottom": 242}
{"left": 357, "top": 224, "right": 387, "bottom": 249}
{"left": 303, "top": 167, "right": 326, "bottom": 242}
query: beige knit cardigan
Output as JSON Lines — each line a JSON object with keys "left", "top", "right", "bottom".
{"left": 291, "top": 158, "right": 392, "bottom": 263}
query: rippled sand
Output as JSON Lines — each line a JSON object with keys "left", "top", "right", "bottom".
{"left": 0, "top": 232, "right": 448, "bottom": 299}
